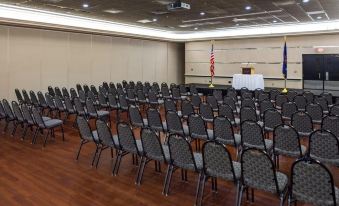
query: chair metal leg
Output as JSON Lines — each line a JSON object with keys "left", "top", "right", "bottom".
{"left": 162, "top": 165, "right": 171, "bottom": 195}
{"left": 91, "top": 145, "right": 100, "bottom": 167}
{"left": 194, "top": 172, "right": 203, "bottom": 206}
{"left": 164, "top": 165, "right": 174, "bottom": 196}
{"left": 110, "top": 148, "right": 114, "bottom": 159}
{"left": 136, "top": 157, "right": 147, "bottom": 185}
{"left": 3, "top": 121, "right": 9, "bottom": 133}
{"left": 32, "top": 128, "right": 39, "bottom": 144}
{"left": 76, "top": 140, "right": 85, "bottom": 160}
{"left": 60, "top": 125, "right": 65, "bottom": 141}
{"left": 11, "top": 122, "right": 18, "bottom": 136}
{"left": 113, "top": 151, "right": 123, "bottom": 176}
{"left": 21, "top": 124, "right": 28, "bottom": 140}
{"left": 237, "top": 185, "right": 244, "bottom": 206}
{"left": 235, "top": 182, "right": 240, "bottom": 206}
{"left": 197, "top": 174, "right": 206, "bottom": 206}
{"left": 43, "top": 130, "right": 50, "bottom": 147}
{"left": 95, "top": 147, "right": 103, "bottom": 168}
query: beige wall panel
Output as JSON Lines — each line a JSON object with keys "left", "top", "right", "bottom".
{"left": 0, "top": 26, "right": 9, "bottom": 99}
{"left": 40, "top": 30, "right": 68, "bottom": 91}
{"left": 186, "top": 50, "right": 210, "bottom": 63}
{"left": 168, "top": 43, "right": 184, "bottom": 84}
{"left": 141, "top": 40, "right": 157, "bottom": 82}
{"left": 68, "top": 33, "right": 92, "bottom": 86}
{"left": 186, "top": 41, "right": 212, "bottom": 51}
{"left": 110, "top": 37, "right": 129, "bottom": 82}
{"left": 8, "top": 27, "right": 42, "bottom": 100}
{"left": 155, "top": 43, "right": 168, "bottom": 83}
{"left": 91, "top": 35, "right": 112, "bottom": 85}
{"left": 127, "top": 39, "right": 143, "bottom": 81}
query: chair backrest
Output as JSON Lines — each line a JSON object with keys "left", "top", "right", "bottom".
{"left": 315, "top": 96, "right": 329, "bottom": 112}
{"left": 258, "top": 92, "right": 269, "bottom": 102}
{"left": 281, "top": 102, "right": 297, "bottom": 119}
{"left": 189, "top": 84, "right": 198, "bottom": 95}
{"left": 287, "top": 90, "right": 298, "bottom": 102}
{"left": 29, "top": 91, "right": 39, "bottom": 106}
{"left": 330, "top": 104, "right": 339, "bottom": 116}
{"left": 263, "top": 109, "right": 283, "bottom": 130}
{"left": 303, "top": 91, "right": 314, "bottom": 103}
{"left": 322, "top": 115, "right": 339, "bottom": 138}
{"left": 213, "top": 90, "right": 223, "bottom": 102}
{"left": 15, "top": 89, "right": 23, "bottom": 103}
{"left": 291, "top": 111, "right": 313, "bottom": 134}
{"left": 140, "top": 128, "right": 166, "bottom": 162}
{"left": 181, "top": 100, "right": 194, "bottom": 117}
{"left": 240, "top": 87, "right": 249, "bottom": 96}
{"left": 83, "top": 84, "right": 90, "bottom": 94}
{"left": 86, "top": 98, "right": 97, "bottom": 117}
{"left": 240, "top": 106, "right": 257, "bottom": 123}
{"left": 0, "top": 101, "right": 5, "bottom": 119}
{"left": 293, "top": 95, "right": 307, "bottom": 111}
{"left": 128, "top": 105, "right": 144, "bottom": 127}
{"left": 241, "top": 148, "right": 280, "bottom": 194}
{"left": 254, "top": 89, "right": 263, "bottom": 101}
{"left": 179, "top": 84, "right": 187, "bottom": 95}
{"left": 2, "top": 99, "right": 14, "bottom": 119}
{"left": 76, "top": 84, "right": 83, "bottom": 93}
{"left": 241, "top": 120, "right": 267, "bottom": 151}
{"left": 164, "top": 99, "right": 177, "bottom": 112}
{"left": 117, "top": 122, "right": 139, "bottom": 154}
{"left": 206, "top": 95, "right": 218, "bottom": 110}
{"left": 45, "top": 93, "right": 55, "bottom": 108}
{"left": 22, "top": 90, "right": 31, "bottom": 105}
{"left": 147, "top": 90, "right": 158, "bottom": 104}
{"left": 168, "top": 134, "right": 198, "bottom": 171}
{"left": 31, "top": 107, "right": 45, "bottom": 128}
{"left": 213, "top": 116, "right": 235, "bottom": 143}
{"left": 309, "top": 130, "right": 339, "bottom": 164}
{"left": 199, "top": 102, "right": 214, "bottom": 121}
{"left": 78, "top": 90, "right": 86, "bottom": 103}
{"left": 70, "top": 88, "right": 78, "bottom": 100}
{"left": 136, "top": 90, "right": 146, "bottom": 102}
{"left": 98, "top": 92, "right": 107, "bottom": 106}
{"left": 108, "top": 93, "right": 118, "bottom": 108}
{"left": 12, "top": 101, "right": 24, "bottom": 122}
{"left": 321, "top": 92, "right": 333, "bottom": 105}
{"left": 87, "top": 91, "right": 96, "bottom": 101}
{"left": 273, "top": 124, "right": 303, "bottom": 156}
{"left": 48, "top": 86, "right": 55, "bottom": 97}
{"left": 202, "top": 141, "right": 237, "bottom": 180}
{"left": 54, "top": 96, "right": 65, "bottom": 110}
{"left": 269, "top": 89, "right": 280, "bottom": 101}
{"left": 191, "top": 94, "right": 201, "bottom": 109}
{"left": 218, "top": 104, "right": 235, "bottom": 122}
{"left": 161, "top": 86, "right": 171, "bottom": 98}
{"left": 103, "top": 82, "right": 109, "bottom": 91}
{"left": 147, "top": 108, "right": 164, "bottom": 132}
{"left": 55, "top": 87, "right": 63, "bottom": 98}
{"left": 259, "top": 100, "right": 274, "bottom": 116}
{"left": 118, "top": 95, "right": 128, "bottom": 110}
{"left": 126, "top": 88, "right": 135, "bottom": 101}
{"left": 62, "top": 87, "right": 70, "bottom": 98}
{"left": 241, "top": 92, "right": 253, "bottom": 100}
{"left": 241, "top": 98, "right": 255, "bottom": 109}
{"left": 227, "top": 88, "right": 237, "bottom": 100}
{"left": 306, "top": 103, "right": 323, "bottom": 122}
{"left": 275, "top": 94, "right": 288, "bottom": 108}
{"left": 99, "top": 85, "right": 108, "bottom": 97}
{"left": 188, "top": 114, "right": 207, "bottom": 138}
{"left": 76, "top": 116, "right": 95, "bottom": 142}
{"left": 171, "top": 87, "right": 181, "bottom": 99}
{"left": 90, "top": 85, "right": 98, "bottom": 96}
{"left": 96, "top": 119, "right": 117, "bottom": 147}
{"left": 166, "top": 110, "right": 184, "bottom": 136}
{"left": 21, "top": 104, "right": 34, "bottom": 125}
{"left": 73, "top": 97, "right": 85, "bottom": 115}
{"left": 290, "top": 157, "right": 336, "bottom": 206}
{"left": 223, "top": 96, "right": 237, "bottom": 112}
{"left": 64, "top": 97, "right": 74, "bottom": 112}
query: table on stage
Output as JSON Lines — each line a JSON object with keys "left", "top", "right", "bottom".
{"left": 232, "top": 74, "right": 264, "bottom": 90}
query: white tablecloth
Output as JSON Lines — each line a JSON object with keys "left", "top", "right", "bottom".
{"left": 232, "top": 74, "right": 264, "bottom": 90}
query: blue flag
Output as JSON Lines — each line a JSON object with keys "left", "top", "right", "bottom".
{"left": 282, "top": 38, "right": 287, "bottom": 79}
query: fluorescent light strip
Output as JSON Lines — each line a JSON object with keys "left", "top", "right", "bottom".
{"left": 1, "top": 4, "right": 339, "bottom": 41}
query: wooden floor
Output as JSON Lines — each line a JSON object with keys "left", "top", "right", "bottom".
{"left": 0, "top": 113, "right": 337, "bottom": 206}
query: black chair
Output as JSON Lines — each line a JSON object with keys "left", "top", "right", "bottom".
{"left": 291, "top": 111, "right": 313, "bottom": 137}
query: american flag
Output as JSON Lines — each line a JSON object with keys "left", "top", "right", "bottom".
{"left": 210, "top": 44, "right": 215, "bottom": 78}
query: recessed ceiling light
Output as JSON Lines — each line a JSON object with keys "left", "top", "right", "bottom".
{"left": 273, "top": 20, "right": 277, "bottom": 23}
{"left": 302, "top": 0, "right": 310, "bottom": 3}
{"left": 82, "top": 3, "right": 89, "bottom": 8}
{"left": 245, "top": 6, "right": 251, "bottom": 10}
{"left": 200, "top": 11, "right": 205, "bottom": 16}
{"left": 153, "top": 18, "right": 157, "bottom": 22}
{"left": 194, "top": 27, "right": 198, "bottom": 30}
{"left": 317, "top": 16, "right": 322, "bottom": 19}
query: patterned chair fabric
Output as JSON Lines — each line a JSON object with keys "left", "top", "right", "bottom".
{"left": 218, "top": 103, "right": 239, "bottom": 126}
{"left": 254, "top": 89, "right": 264, "bottom": 101}
{"left": 161, "top": 86, "right": 171, "bottom": 99}
{"left": 96, "top": 119, "right": 119, "bottom": 149}
{"left": 213, "top": 116, "right": 241, "bottom": 146}
{"left": 140, "top": 128, "right": 169, "bottom": 162}
{"left": 315, "top": 96, "right": 329, "bottom": 113}
{"left": 117, "top": 122, "right": 142, "bottom": 154}
{"left": 291, "top": 112, "right": 313, "bottom": 137}
{"left": 55, "top": 87, "right": 63, "bottom": 99}
{"left": 181, "top": 100, "right": 194, "bottom": 118}
{"left": 164, "top": 99, "right": 177, "bottom": 113}
{"left": 241, "top": 98, "right": 256, "bottom": 110}
{"left": 108, "top": 93, "right": 119, "bottom": 109}
{"left": 309, "top": 130, "right": 339, "bottom": 166}
{"left": 241, "top": 92, "right": 253, "bottom": 100}
{"left": 321, "top": 92, "right": 333, "bottom": 106}
{"left": 275, "top": 94, "right": 288, "bottom": 109}
{"left": 330, "top": 104, "right": 339, "bottom": 116}
{"left": 199, "top": 102, "right": 214, "bottom": 122}
{"left": 258, "top": 93, "right": 270, "bottom": 102}
{"left": 322, "top": 115, "right": 339, "bottom": 138}
{"left": 240, "top": 106, "right": 258, "bottom": 123}
{"left": 15, "top": 89, "right": 24, "bottom": 103}
{"left": 287, "top": 90, "right": 298, "bottom": 102}
{"left": 206, "top": 95, "right": 219, "bottom": 112}
{"left": 294, "top": 95, "right": 307, "bottom": 111}
{"left": 269, "top": 89, "right": 280, "bottom": 102}
{"left": 306, "top": 103, "right": 323, "bottom": 124}
{"left": 259, "top": 100, "right": 274, "bottom": 117}
{"left": 191, "top": 94, "right": 201, "bottom": 110}
{"left": 128, "top": 105, "right": 147, "bottom": 128}
{"left": 240, "top": 120, "right": 272, "bottom": 152}
{"left": 48, "top": 86, "right": 55, "bottom": 97}
{"left": 303, "top": 91, "right": 314, "bottom": 103}
{"left": 188, "top": 114, "right": 212, "bottom": 141}
{"left": 263, "top": 109, "right": 283, "bottom": 132}
{"left": 2, "top": 99, "right": 15, "bottom": 120}
{"left": 223, "top": 96, "right": 238, "bottom": 113}
{"left": 290, "top": 158, "right": 338, "bottom": 206}
{"left": 118, "top": 95, "right": 129, "bottom": 111}
{"left": 147, "top": 108, "right": 167, "bottom": 133}
{"left": 166, "top": 110, "right": 189, "bottom": 136}
{"left": 227, "top": 89, "right": 237, "bottom": 100}
{"left": 282, "top": 102, "right": 298, "bottom": 120}
{"left": 213, "top": 90, "right": 223, "bottom": 103}
{"left": 70, "top": 88, "right": 78, "bottom": 100}
{"left": 29, "top": 91, "right": 40, "bottom": 107}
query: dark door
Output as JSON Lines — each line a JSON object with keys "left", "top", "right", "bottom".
{"left": 303, "top": 54, "right": 324, "bottom": 90}
{"left": 324, "top": 54, "right": 339, "bottom": 90}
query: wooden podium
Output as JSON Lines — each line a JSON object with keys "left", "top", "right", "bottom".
{"left": 242, "top": 67, "right": 255, "bottom": 75}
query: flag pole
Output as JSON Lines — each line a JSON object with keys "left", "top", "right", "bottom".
{"left": 282, "top": 36, "right": 288, "bottom": 93}
{"left": 209, "top": 40, "right": 215, "bottom": 88}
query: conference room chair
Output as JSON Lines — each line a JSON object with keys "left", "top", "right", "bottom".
{"left": 98, "top": 92, "right": 109, "bottom": 110}
{"left": 83, "top": 84, "right": 90, "bottom": 94}
{"left": 136, "top": 128, "right": 170, "bottom": 186}
{"left": 54, "top": 95, "right": 67, "bottom": 120}
{"left": 223, "top": 96, "right": 239, "bottom": 114}
{"left": 90, "top": 85, "right": 99, "bottom": 97}
{"left": 241, "top": 98, "right": 256, "bottom": 110}
{"left": 206, "top": 95, "right": 219, "bottom": 112}
{"left": 62, "top": 87, "right": 70, "bottom": 99}
{"left": 213, "top": 116, "right": 241, "bottom": 154}
{"left": 240, "top": 120, "right": 273, "bottom": 154}
{"left": 164, "top": 98, "right": 181, "bottom": 116}
{"left": 240, "top": 107, "right": 262, "bottom": 126}
{"left": 199, "top": 102, "right": 214, "bottom": 123}
{"left": 136, "top": 89, "right": 147, "bottom": 109}
{"left": 85, "top": 98, "right": 111, "bottom": 127}
{"left": 129, "top": 81, "right": 135, "bottom": 89}
{"left": 263, "top": 109, "right": 283, "bottom": 137}
{"left": 29, "top": 90, "right": 40, "bottom": 107}
{"left": 161, "top": 82, "right": 168, "bottom": 89}
{"left": 147, "top": 90, "right": 163, "bottom": 109}
{"left": 259, "top": 100, "right": 274, "bottom": 118}
{"left": 241, "top": 92, "right": 253, "bottom": 100}
{"left": 189, "top": 84, "right": 200, "bottom": 96}
{"left": 281, "top": 102, "right": 298, "bottom": 121}
{"left": 226, "top": 88, "right": 237, "bottom": 102}
{"left": 98, "top": 85, "right": 108, "bottom": 98}
{"left": 22, "top": 89, "right": 32, "bottom": 106}
{"left": 95, "top": 119, "right": 120, "bottom": 169}
{"left": 107, "top": 93, "right": 120, "bottom": 121}
{"left": 63, "top": 96, "right": 76, "bottom": 123}
{"left": 2, "top": 99, "right": 16, "bottom": 133}
{"left": 288, "top": 157, "right": 338, "bottom": 206}
{"left": 309, "top": 129, "right": 339, "bottom": 167}
{"left": 11, "top": 101, "right": 25, "bottom": 137}
{"left": 76, "top": 84, "right": 83, "bottom": 93}
{"left": 321, "top": 92, "right": 334, "bottom": 107}
{"left": 161, "top": 85, "right": 171, "bottom": 99}
{"left": 151, "top": 82, "right": 160, "bottom": 94}
{"left": 136, "top": 81, "right": 143, "bottom": 91}
{"left": 128, "top": 105, "right": 148, "bottom": 129}
{"left": 275, "top": 94, "right": 288, "bottom": 110}
{"left": 0, "top": 101, "right": 6, "bottom": 124}
{"left": 322, "top": 115, "right": 339, "bottom": 138}
{"left": 102, "top": 82, "right": 109, "bottom": 91}
{"left": 306, "top": 103, "right": 323, "bottom": 124}
{"left": 197, "top": 141, "right": 241, "bottom": 206}
{"left": 258, "top": 92, "right": 270, "bottom": 102}
{"left": 75, "top": 116, "right": 100, "bottom": 166}
{"left": 171, "top": 86, "right": 184, "bottom": 102}
{"left": 188, "top": 114, "right": 213, "bottom": 151}
{"left": 293, "top": 95, "right": 307, "bottom": 111}
{"left": 162, "top": 134, "right": 202, "bottom": 203}
{"left": 70, "top": 88, "right": 78, "bottom": 101}
{"left": 165, "top": 110, "right": 189, "bottom": 137}
{"left": 87, "top": 91, "right": 99, "bottom": 107}
{"left": 74, "top": 97, "right": 88, "bottom": 120}
{"left": 21, "top": 104, "right": 38, "bottom": 140}
{"left": 240, "top": 87, "right": 249, "bottom": 98}
{"left": 291, "top": 111, "right": 314, "bottom": 137}
{"left": 181, "top": 100, "right": 194, "bottom": 119}
{"left": 54, "top": 87, "right": 63, "bottom": 100}
{"left": 303, "top": 91, "right": 314, "bottom": 103}
{"left": 118, "top": 94, "right": 129, "bottom": 118}
{"left": 330, "top": 104, "right": 339, "bottom": 116}
{"left": 273, "top": 124, "right": 306, "bottom": 169}
{"left": 238, "top": 148, "right": 288, "bottom": 206}
{"left": 254, "top": 88, "right": 263, "bottom": 102}
{"left": 147, "top": 107, "right": 167, "bottom": 136}
{"left": 179, "top": 84, "right": 189, "bottom": 97}
{"left": 287, "top": 90, "right": 298, "bottom": 102}
{"left": 15, "top": 88, "right": 24, "bottom": 104}
{"left": 78, "top": 90, "right": 87, "bottom": 105}
{"left": 218, "top": 103, "right": 240, "bottom": 126}
{"left": 213, "top": 89, "right": 223, "bottom": 104}
{"left": 144, "top": 81, "right": 151, "bottom": 91}
{"left": 191, "top": 94, "right": 201, "bottom": 112}
{"left": 113, "top": 122, "right": 143, "bottom": 176}
{"left": 315, "top": 96, "right": 329, "bottom": 114}
{"left": 31, "top": 107, "right": 64, "bottom": 147}
{"left": 126, "top": 88, "right": 137, "bottom": 105}
{"left": 116, "top": 82, "right": 123, "bottom": 91}
{"left": 270, "top": 89, "right": 281, "bottom": 103}
{"left": 45, "top": 93, "right": 57, "bottom": 117}
{"left": 48, "top": 86, "right": 55, "bottom": 97}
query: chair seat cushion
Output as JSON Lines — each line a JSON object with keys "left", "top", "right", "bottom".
{"left": 44, "top": 119, "right": 63, "bottom": 128}
{"left": 216, "top": 134, "right": 241, "bottom": 146}
{"left": 275, "top": 145, "right": 306, "bottom": 157}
